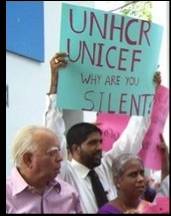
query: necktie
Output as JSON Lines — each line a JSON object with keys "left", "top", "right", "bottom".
{"left": 88, "top": 169, "right": 108, "bottom": 208}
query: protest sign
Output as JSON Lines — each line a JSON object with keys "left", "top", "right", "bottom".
{"left": 96, "top": 113, "right": 129, "bottom": 151}
{"left": 138, "top": 86, "right": 169, "bottom": 170}
{"left": 57, "top": 3, "right": 163, "bottom": 115}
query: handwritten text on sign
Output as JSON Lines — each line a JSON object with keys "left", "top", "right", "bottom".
{"left": 57, "top": 3, "right": 163, "bottom": 115}
{"left": 96, "top": 113, "right": 129, "bottom": 151}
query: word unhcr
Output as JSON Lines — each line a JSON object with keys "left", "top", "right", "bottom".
{"left": 67, "top": 9, "right": 151, "bottom": 72}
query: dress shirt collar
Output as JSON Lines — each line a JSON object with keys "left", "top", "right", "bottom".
{"left": 10, "top": 167, "right": 61, "bottom": 196}
{"left": 70, "top": 159, "right": 90, "bottom": 179}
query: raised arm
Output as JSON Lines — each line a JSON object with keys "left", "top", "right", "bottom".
{"left": 47, "top": 53, "right": 68, "bottom": 95}
{"left": 44, "top": 53, "right": 68, "bottom": 160}
{"left": 102, "top": 71, "right": 162, "bottom": 165}
{"left": 102, "top": 116, "right": 151, "bottom": 165}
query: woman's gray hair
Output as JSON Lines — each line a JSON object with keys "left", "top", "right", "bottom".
{"left": 11, "top": 125, "right": 54, "bottom": 167}
{"left": 112, "top": 153, "right": 143, "bottom": 182}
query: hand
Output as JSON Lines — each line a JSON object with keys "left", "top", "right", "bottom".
{"left": 50, "top": 52, "right": 68, "bottom": 74}
{"left": 153, "top": 71, "right": 161, "bottom": 91}
{"left": 48, "top": 52, "right": 68, "bottom": 95}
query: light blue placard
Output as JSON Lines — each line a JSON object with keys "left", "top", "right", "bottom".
{"left": 57, "top": 3, "right": 163, "bottom": 116}
{"left": 6, "top": 1, "right": 44, "bottom": 62}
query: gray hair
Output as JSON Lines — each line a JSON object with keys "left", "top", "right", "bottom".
{"left": 11, "top": 125, "right": 55, "bottom": 167}
{"left": 112, "top": 153, "right": 143, "bottom": 182}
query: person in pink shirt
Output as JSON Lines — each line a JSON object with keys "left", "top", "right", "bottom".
{"left": 6, "top": 125, "right": 82, "bottom": 213}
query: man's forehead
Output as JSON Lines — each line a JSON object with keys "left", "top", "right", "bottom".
{"left": 34, "top": 129, "right": 58, "bottom": 140}
{"left": 87, "top": 131, "right": 102, "bottom": 138}
{"left": 86, "top": 133, "right": 102, "bottom": 141}
{"left": 35, "top": 131, "right": 60, "bottom": 151}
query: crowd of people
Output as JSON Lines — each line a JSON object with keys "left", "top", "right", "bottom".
{"left": 6, "top": 53, "right": 169, "bottom": 214}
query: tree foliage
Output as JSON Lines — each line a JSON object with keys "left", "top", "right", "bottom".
{"left": 120, "top": 1, "right": 152, "bottom": 21}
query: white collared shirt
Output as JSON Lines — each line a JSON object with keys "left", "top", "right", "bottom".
{"left": 44, "top": 94, "right": 150, "bottom": 213}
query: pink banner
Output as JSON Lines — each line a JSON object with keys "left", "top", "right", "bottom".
{"left": 142, "top": 196, "right": 169, "bottom": 213}
{"left": 138, "top": 86, "right": 169, "bottom": 170}
{"left": 96, "top": 113, "right": 129, "bottom": 151}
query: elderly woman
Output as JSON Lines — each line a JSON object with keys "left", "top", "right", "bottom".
{"left": 98, "top": 153, "right": 150, "bottom": 214}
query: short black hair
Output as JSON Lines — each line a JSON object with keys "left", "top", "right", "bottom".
{"left": 66, "top": 122, "right": 102, "bottom": 152}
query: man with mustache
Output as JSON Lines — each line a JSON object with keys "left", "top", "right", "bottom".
{"left": 44, "top": 52, "right": 159, "bottom": 213}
